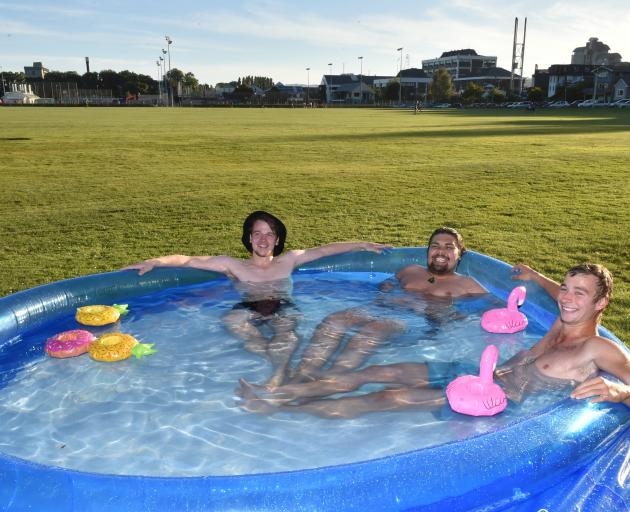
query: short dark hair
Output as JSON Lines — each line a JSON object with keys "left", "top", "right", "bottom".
{"left": 428, "top": 227, "right": 466, "bottom": 254}
{"left": 241, "top": 211, "right": 287, "bottom": 256}
{"left": 566, "top": 263, "right": 613, "bottom": 304}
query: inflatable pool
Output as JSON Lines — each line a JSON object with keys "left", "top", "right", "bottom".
{"left": 0, "top": 249, "right": 628, "bottom": 512}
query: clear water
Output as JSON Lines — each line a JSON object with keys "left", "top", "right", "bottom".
{"left": 0, "top": 272, "right": 563, "bottom": 477}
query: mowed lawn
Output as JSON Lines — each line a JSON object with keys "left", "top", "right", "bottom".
{"left": 1, "top": 106, "right": 629, "bottom": 343}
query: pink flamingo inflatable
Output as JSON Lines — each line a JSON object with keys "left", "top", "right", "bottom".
{"left": 446, "top": 345, "right": 507, "bottom": 416}
{"left": 481, "top": 286, "right": 528, "bottom": 334}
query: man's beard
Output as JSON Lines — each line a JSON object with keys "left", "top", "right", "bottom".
{"left": 427, "top": 259, "right": 454, "bottom": 276}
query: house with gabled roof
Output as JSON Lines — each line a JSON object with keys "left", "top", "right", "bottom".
{"left": 321, "top": 73, "right": 389, "bottom": 104}
{"left": 613, "top": 73, "right": 630, "bottom": 100}
{"left": 372, "top": 68, "right": 431, "bottom": 102}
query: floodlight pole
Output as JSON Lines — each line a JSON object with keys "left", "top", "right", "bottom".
{"left": 156, "top": 60, "right": 162, "bottom": 105}
{"left": 397, "top": 47, "right": 403, "bottom": 105}
{"left": 328, "top": 63, "right": 333, "bottom": 104}
{"left": 306, "top": 67, "right": 310, "bottom": 105}
{"left": 358, "top": 56, "right": 363, "bottom": 104}
{"left": 165, "top": 36, "right": 173, "bottom": 106}
{"left": 161, "top": 51, "right": 166, "bottom": 105}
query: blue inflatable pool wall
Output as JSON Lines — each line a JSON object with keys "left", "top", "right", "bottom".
{"left": 0, "top": 249, "right": 628, "bottom": 512}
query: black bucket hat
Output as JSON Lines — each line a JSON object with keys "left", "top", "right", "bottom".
{"left": 241, "top": 211, "right": 287, "bottom": 256}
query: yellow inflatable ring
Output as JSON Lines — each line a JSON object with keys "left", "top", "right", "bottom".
{"left": 88, "top": 333, "right": 138, "bottom": 362}
{"left": 76, "top": 305, "right": 121, "bottom": 326}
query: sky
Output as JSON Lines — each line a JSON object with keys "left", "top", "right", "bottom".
{"left": 1, "top": 0, "right": 629, "bottom": 86}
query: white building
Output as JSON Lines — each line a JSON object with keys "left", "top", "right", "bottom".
{"left": 2, "top": 83, "right": 40, "bottom": 104}
{"left": 422, "top": 49, "right": 497, "bottom": 79}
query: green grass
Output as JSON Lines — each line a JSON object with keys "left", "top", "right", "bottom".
{"left": 1, "top": 106, "right": 629, "bottom": 344}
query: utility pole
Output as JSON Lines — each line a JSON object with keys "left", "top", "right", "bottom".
{"left": 397, "top": 47, "right": 403, "bottom": 104}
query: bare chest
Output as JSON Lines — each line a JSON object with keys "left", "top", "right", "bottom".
{"left": 535, "top": 346, "right": 597, "bottom": 382}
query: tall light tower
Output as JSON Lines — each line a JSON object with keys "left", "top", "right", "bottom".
{"left": 509, "top": 18, "right": 527, "bottom": 98}
{"left": 165, "top": 35, "right": 173, "bottom": 106}
{"left": 358, "top": 56, "right": 363, "bottom": 104}
{"left": 328, "top": 62, "right": 333, "bottom": 104}
{"left": 159, "top": 54, "right": 166, "bottom": 105}
{"left": 306, "top": 67, "right": 310, "bottom": 105}
{"left": 156, "top": 60, "right": 162, "bottom": 105}
{"left": 397, "top": 47, "right": 403, "bottom": 104}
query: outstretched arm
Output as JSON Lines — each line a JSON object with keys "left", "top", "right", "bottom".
{"left": 511, "top": 263, "right": 561, "bottom": 300}
{"left": 124, "top": 255, "right": 237, "bottom": 276}
{"left": 289, "top": 242, "right": 391, "bottom": 268}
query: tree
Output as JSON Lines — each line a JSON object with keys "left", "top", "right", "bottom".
{"left": 98, "top": 69, "right": 124, "bottom": 95}
{"left": 430, "top": 68, "right": 454, "bottom": 103}
{"left": 183, "top": 72, "right": 199, "bottom": 89}
{"left": 382, "top": 80, "right": 400, "bottom": 102}
{"left": 527, "top": 86, "right": 544, "bottom": 102}
{"left": 489, "top": 88, "right": 506, "bottom": 104}
{"left": 80, "top": 72, "right": 101, "bottom": 89}
{"left": 461, "top": 82, "right": 484, "bottom": 104}
{"left": 229, "top": 84, "right": 254, "bottom": 103}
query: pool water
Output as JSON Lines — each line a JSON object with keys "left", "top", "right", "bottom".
{"left": 0, "top": 272, "right": 564, "bottom": 477}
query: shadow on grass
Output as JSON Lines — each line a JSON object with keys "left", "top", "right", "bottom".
{"left": 286, "top": 111, "right": 630, "bottom": 141}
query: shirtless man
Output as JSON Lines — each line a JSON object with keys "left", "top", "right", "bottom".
{"left": 385, "top": 226, "right": 486, "bottom": 297}
{"left": 238, "top": 263, "right": 630, "bottom": 418}
{"left": 127, "top": 210, "right": 389, "bottom": 386}
{"left": 288, "top": 227, "right": 485, "bottom": 381}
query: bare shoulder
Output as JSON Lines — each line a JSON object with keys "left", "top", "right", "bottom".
{"left": 460, "top": 275, "right": 486, "bottom": 294}
{"left": 396, "top": 264, "right": 428, "bottom": 278}
{"left": 585, "top": 335, "right": 630, "bottom": 359}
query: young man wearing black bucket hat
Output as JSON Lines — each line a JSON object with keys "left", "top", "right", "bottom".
{"left": 127, "top": 210, "right": 389, "bottom": 386}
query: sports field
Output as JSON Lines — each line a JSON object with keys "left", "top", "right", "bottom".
{"left": 1, "top": 106, "right": 629, "bottom": 343}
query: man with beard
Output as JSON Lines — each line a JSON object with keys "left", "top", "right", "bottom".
{"left": 287, "top": 227, "right": 485, "bottom": 382}
{"left": 385, "top": 226, "right": 485, "bottom": 296}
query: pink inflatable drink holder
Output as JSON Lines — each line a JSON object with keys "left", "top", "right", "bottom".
{"left": 446, "top": 345, "right": 507, "bottom": 416}
{"left": 481, "top": 286, "right": 528, "bottom": 333}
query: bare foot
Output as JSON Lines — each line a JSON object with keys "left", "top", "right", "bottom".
{"left": 236, "top": 378, "right": 289, "bottom": 414}
{"left": 265, "top": 370, "right": 287, "bottom": 388}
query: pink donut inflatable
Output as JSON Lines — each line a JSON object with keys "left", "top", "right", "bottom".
{"left": 45, "top": 329, "right": 97, "bottom": 358}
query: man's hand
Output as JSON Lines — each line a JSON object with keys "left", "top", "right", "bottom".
{"left": 570, "top": 376, "right": 630, "bottom": 404}
{"left": 511, "top": 263, "right": 538, "bottom": 282}
{"left": 362, "top": 242, "right": 393, "bottom": 254}
{"left": 123, "top": 259, "right": 158, "bottom": 276}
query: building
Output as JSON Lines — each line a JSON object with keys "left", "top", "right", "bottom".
{"left": 592, "top": 65, "right": 630, "bottom": 101}
{"left": 2, "top": 83, "right": 40, "bottom": 104}
{"left": 372, "top": 68, "right": 431, "bottom": 102}
{"left": 422, "top": 49, "right": 497, "bottom": 79}
{"left": 571, "top": 38, "right": 622, "bottom": 66}
{"left": 24, "top": 62, "right": 49, "bottom": 80}
{"left": 613, "top": 74, "right": 630, "bottom": 100}
{"left": 545, "top": 64, "right": 596, "bottom": 98}
{"left": 452, "top": 67, "right": 514, "bottom": 94}
{"left": 321, "top": 74, "right": 389, "bottom": 104}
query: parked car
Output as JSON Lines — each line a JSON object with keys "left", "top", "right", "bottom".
{"left": 506, "top": 101, "right": 531, "bottom": 109}
{"left": 431, "top": 103, "right": 451, "bottom": 108}
{"left": 548, "top": 101, "right": 570, "bottom": 108}
{"left": 577, "top": 99, "right": 608, "bottom": 108}
{"left": 610, "top": 99, "right": 630, "bottom": 108}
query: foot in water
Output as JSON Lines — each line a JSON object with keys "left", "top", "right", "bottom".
{"left": 235, "top": 378, "right": 287, "bottom": 414}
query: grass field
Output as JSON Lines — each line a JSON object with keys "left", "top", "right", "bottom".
{"left": 1, "top": 106, "right": 629, "bottom": 344}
